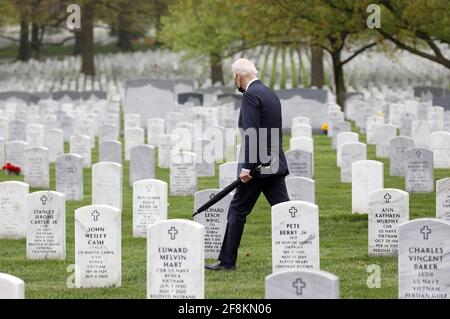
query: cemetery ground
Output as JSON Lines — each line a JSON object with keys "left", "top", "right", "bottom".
{"left": 0, "top": 125, "right": 446, "bottom": 299}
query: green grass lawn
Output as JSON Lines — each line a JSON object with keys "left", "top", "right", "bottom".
{"left": 0, "top": 126, "right": 448, "bottom": 299}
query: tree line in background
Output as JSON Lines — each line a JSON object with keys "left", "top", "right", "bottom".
{"left": 0, "top": 0, "right": 171, "bottom": 72}
{"left": 0, "top": 0, "right": 449, "bottom": 109}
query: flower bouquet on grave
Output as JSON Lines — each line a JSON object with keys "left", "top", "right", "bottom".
{"left": 2, "top": 163, "right": 21, "bottom": 176}
{"left": 321, "top": 123, "right": 328, "bottom": 135}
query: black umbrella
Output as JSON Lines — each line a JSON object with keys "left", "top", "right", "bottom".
{"left": 192, "top": 164, "right": 264, "bottom": 217}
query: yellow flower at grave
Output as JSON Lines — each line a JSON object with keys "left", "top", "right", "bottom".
{"left": 321, "top": 123, "right": 328, "bottom": 132}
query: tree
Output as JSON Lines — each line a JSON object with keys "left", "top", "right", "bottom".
{"left": 160, "top": 0, "right": 244, "bottom": 84}
{"left": 310, "top": 45, "right": 324, "bottom": 88}
{"left": 15, "top": 0, "right": 31, "bottom": 61}
{"left": 241, "top": 0, "right": 379, "bottom": 109}
{"left": 375, "top": 0, "right": 450, "bottom": 70}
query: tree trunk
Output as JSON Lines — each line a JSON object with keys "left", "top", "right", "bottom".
{"left": 310, "top": 45, "right": 324, "bottom": 88}
{"left": 80, "top": 2, "right": 95, "bottom": 76}
{"left": 210, "top": 54, "right": 224, "bottom": 85}
{"left": 17, "top": 14, "right": 30, "bottom": 61}
{"left": 117, "top": 6, "right": 134, "bottom": 52}
{"left": 331, "top": 50, "right": 346, "bottom": 110}
{"left": 31, "top": 22, "right": 41, "bottom": 60}
{"left": 73, "top": 31, "right": 82, "bottom": 56}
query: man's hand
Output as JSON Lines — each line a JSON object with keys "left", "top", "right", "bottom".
{"left": 240, "top": 169, "right": 253, "bottom": 183}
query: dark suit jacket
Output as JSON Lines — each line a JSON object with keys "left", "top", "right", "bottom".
{"left": 237, "top": 80, "right": 289, "bottom": 177}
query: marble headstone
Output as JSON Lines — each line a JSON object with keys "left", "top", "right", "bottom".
{"left": 147, "top": 219, "right": 204, "bottom": 299}
{"left": 340, "top": 142, "right": 367, "bottom": 183}
{"left": 389, "top": 136, "right": 414, "bottom": 177}
{"left": 129, "top": 145, "right": 155, "bottom": 187}
{"left": 44, "top": 129, "right": 64, "bottom": 163}
{"left": 285, "top": 150, "right": 313, "bottom": 178}
{"left": 219, "top": 162, "right": 238, "bottom": 189}
{"left": 194, "top": 189, "right": 231, "bottom": 259}
{"left": 92, "top": 162, "right": 122, "bottom": 210}
{"left": 24, "top": 147, "right": 49, "bottom": 188}
{"left": 285, "top": 176, "right": 315, "bottom": 203}
{"left": 133, "top": 179, "right": 168, "bottom": 238}
{"left": 0, "top": 181, "right": 29, "bottom": 239}
{"left": 430, "top": 131, "right": 450, "bottom": 168}
{"left": 352, "top": 160, "right": 384, "bottom": 214}
{"left": 99, "top": 140, "right": 122, "bottom": 164}
{"left": 436, "top": 178, "right": 450, "bottom": 221}
{"left": 0, "top": 273, "right": 25, "bottom": 299}
{"left": 399, "top": 218, "right": 450, "bottom": 299}
{"left": 26, "top": 191, "right": 66, "bottom": 259}
{"left": 55, "top": 154, "right": 83, "bottom": 201}
{"left": 368, "top": 188, "right": 409, "bottom": 256}
{"left": 75, "top": 204, "right": 121, "bottom": 288}
{"left": 405, "top": 148, "right": 434, "bottom": 193}
{"left": 265, "top": 270, "right": 339, "bottom": 299}
{"left": 70, "top": 135, "right": 91, "bottom": 168}
{"left": 170, "top": 152, "right": 197, "bottom": 196}
{"left": 272, "top": 200, "right": 320, "bottom": 273}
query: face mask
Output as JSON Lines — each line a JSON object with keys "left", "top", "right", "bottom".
{"left": 235, "top": 75, "right": 245, "bottom": 93}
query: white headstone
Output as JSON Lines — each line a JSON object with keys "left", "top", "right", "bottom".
{"left": 125, "top": 128, "right": 145, "bottom": 161}
{"left": 24, "top": 147, "right": 49, "bottom": 188}
{"left": 271, "top": 200, "right": 319, "bottom": 273}
{"left": 336, "top": 132, "right": 358, "bottom": 167}
{"left": 44, "top": 129, "right": 64, "bottom": 163}
{"left": 92, "top": 162, "right": 122, "bottom": 210}
{"left": 26, "top": 124, "right": 44, "bottom": 147}
{"left": 430, "top": 131, "right": 450, "bottom": 168}
{"left": 219, "top": 162, "right": 238, "bottom": 190}
{"left": 170, "top": 152, "right": 197, "bottom": 196}
{"left": 99, "top": 140, "right": 122, "bottom": 164}
{"left": 285, "top": 176, "right": 315, "bottom": 203}
{"left": 147, "top": 118, "right": 165, "bottom": 147}
{"left": 352, "top": 160, "right": 384, "bottom": 214}
{"left": 70, "top": 135, "right": 91, "bottom": 168}
{"left": 436, "top": 178, "right": 450, "bottom": 221}
{"left": 340, "top": 142, "right": 367, "bottom": 183}
{"left": 26, "top": 191, "right": 66, "bottom": 260}
{"left": 405, "top": 148, "right": 434, "bottom": 193}
{"left": 389, "top": 136, "right": 414, "bottom": 177}
{"left": 0, "top": 181, "right": 29, "bottom": 239}
{"left": 375, "top": 124, "right": 397, "bottom": 158}
{"left": 75, "top": 205, "right": 121, "bottom": 288}
{"left": 0, "top": 273, "right": 25, "bottom": 299}
{"left": 368, "top": 188, "right": 409, "bottom": 256}
{"left": 55, "top": 154, "right": 84, "bottom": 201}
{"left": 399, "top": 218, "right": 450, "bottom": 299}
{"left": 265, "top": 270, "right": 339, "bottom": 299}
{"left": 194, "top": 189, "right": 231, "bottom": 259}
{"left": 133, "top": 179, "right": 168, "bottom": 238}
{"left": 147, "top": 219, "right": 204, "bottom": 299}
{"left": 129, "top": 145, "right": 155, "bottom": 187}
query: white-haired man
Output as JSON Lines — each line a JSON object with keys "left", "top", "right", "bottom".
{"left": 206, "top": 58, "right": 289, "bottom": 271}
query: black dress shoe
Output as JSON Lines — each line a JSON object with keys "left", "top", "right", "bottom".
{"left": 205, "top": 261, "right": 236, "bottom": 271}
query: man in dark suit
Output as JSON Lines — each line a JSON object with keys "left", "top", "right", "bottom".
{"left": 206, "top": 58, "right": 290, "bottom": 271}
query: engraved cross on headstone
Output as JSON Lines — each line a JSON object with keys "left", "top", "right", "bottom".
{"left": 384, "top": 193, "right": 391, "bottom": 203}
{"left": 420, "top": 226, "right": 431, "bottom": 240}
{"left": 91, "top": 210, "right": 100, "bottom": 221}
{"left": 168, "top": 226, "right": 178, "bottom": 240}
{"left": 289, "top": 207, "right": 298, "bottom": 218}
{"left": 292, "top": 278, "right": 306, "bottom": 295}
{"left": 40, "top": 195, "right": 48, "bottom": 205}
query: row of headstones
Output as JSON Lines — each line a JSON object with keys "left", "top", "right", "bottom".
{"left": 340, "top": 104, "right": 450, "bottom": 298}
{"left": 4, "top": 196, "right": 449, "bottom": 298}
{"left": 0, "top": 99, "right": 120, "bottom": 142}
{"left": 0, "top": 197, "right": 327, "bottom": 299}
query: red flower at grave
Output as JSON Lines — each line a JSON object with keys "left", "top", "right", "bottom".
{"left": 2, "top": 163, "right": 21, "bottom": 175}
